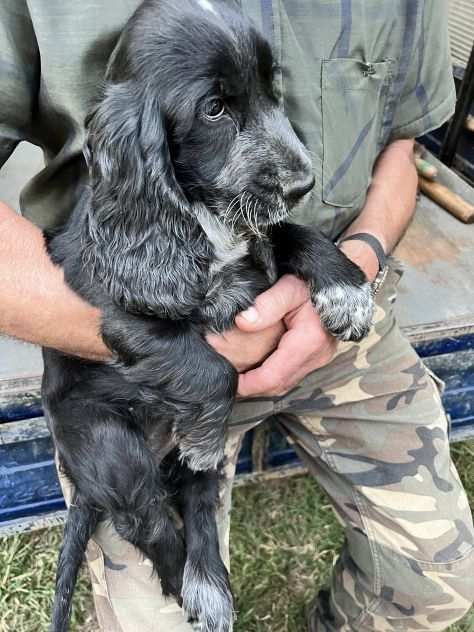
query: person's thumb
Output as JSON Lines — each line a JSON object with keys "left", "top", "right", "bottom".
{"left": 235, "top": 274, "right": 309, "bottom": 332}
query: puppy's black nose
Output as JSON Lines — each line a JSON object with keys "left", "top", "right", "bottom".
{"left": 284, "top": 175, "right": 315, "bottom": 204}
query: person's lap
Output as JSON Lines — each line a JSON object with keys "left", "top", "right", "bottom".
{"left": 276, "top": 317, "right": 474, "bottom": 630}
{"left": 57, "top": 265, "right": 474, "bottom": 631}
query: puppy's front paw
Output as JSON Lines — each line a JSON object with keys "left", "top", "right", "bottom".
{"left": 182, "top": 558, "right": 234, "bottom": 632}
{"left": 175, "top": 395, "right": 232, "bottom": 472}
{"left": 312, "top": 281, "right": 374, "bottom": 342}
{"left": 178, "top": 437, "right": 225, "bottom": 472}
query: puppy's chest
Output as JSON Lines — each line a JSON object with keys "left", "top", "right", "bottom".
{"left": 198, "top": 223, "right": 277, "bottom": 333}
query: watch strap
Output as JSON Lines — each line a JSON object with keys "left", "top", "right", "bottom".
{"left": 338, "top": 232, "right": 387, "bottom": 271}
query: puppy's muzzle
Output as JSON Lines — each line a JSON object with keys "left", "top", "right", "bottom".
{"left": 283, "top": 174, "right": 315, "bottom": 206}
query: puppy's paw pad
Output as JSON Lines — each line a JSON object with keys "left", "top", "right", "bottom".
{"left": 313, "top": 282, "right": 374, "bottom": 342}
{"left": 182, "top": 561, "right": 233, "bottom": 632}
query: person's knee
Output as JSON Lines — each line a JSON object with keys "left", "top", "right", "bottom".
{"left": 386, "top": 548, "right": 474, "bottom": 629}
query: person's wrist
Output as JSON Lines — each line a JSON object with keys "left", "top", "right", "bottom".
{"left": 338, "top": 239, "right": 380, "bottom": 283}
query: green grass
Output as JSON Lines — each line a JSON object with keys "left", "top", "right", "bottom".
{"left": 2, "top": 443, "right": 474, "bottom": 631}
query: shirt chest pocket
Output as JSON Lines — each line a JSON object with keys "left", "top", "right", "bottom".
{"left": 321, "top": 58, "right": 393, "bottom": 208}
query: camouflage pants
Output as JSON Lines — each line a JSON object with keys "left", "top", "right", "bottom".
{"left": 58, "top": 266, "right": 474, "bottom": 631}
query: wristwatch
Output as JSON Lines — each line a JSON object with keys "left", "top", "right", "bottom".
{"left": 337, "top": 232, "right": 388, "bottom": 296}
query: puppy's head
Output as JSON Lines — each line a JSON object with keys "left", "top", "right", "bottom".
{"left": 87, "top": 0, "right": 314, "bottom": 237}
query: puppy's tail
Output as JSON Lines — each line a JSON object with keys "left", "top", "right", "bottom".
{"left": 51, "top": 495, "right": 99, "bottom": 632}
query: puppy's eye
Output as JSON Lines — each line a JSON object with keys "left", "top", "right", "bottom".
{"left": 203, "top": 98, "right": 225, "bottom": 121}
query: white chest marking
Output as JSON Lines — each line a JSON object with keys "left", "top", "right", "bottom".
{"left": 196, "top": 208, "right": 248, "bottom": 273}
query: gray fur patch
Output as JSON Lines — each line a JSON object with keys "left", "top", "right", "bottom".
{"left": 179, "top": 441, "right": 225, "bottom": 472}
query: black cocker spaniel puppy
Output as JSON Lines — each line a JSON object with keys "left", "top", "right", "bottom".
{"left": 43, "top": 1, "right": 373, "bottom": 631}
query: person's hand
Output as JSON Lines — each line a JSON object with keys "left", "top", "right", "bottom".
{"left": 235, "top": 275, "right": 338, "bottom": 398}
{"left": 206, "top": 321, "right": 286, "bottom": 373}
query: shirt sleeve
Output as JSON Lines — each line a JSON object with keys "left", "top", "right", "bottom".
{"left": 390, "top": 3, "right": 456, "bottom": 140}
{"left": 0, "top": 0, "right": 40, "bottom": 169}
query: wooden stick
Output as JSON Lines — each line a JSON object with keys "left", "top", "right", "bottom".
{"left": 415, "top": 157, "right": 438, "bottom": 180}
{"left": 419, "top": 176, "right": 474, "bottom": 224}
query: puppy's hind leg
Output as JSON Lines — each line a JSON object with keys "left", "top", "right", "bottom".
{"left": 180, "top": 465, "right": 233, "bottom": 632}
{"left": 51, "top": 493, "right": 99, "bottom": 632}
{"left": 54, "top": 412, "right": 186, "bottom": 602}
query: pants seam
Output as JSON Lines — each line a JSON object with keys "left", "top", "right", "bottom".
{"left": 87, "top": 537, "right": 124, "bottom": 632}
{"left": 351, "top": 490, "right": 384, "bottom": 629}
{"left": 323, "top": 447, "right": 384, "bottom": 629}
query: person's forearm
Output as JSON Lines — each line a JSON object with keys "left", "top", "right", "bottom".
{"left": 0, "top": 202, "right": 110, "bottom": 361}
{"left": 339, "top": 139, "right": 418, "bottom": 281}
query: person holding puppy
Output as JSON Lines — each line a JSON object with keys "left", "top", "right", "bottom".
{"left": 1, "top": 1, "right": 473, "bottom": 631}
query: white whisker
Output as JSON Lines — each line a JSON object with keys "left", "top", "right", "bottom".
{"left": 252, "top": 197, "right": 259, "bottom": 235}
{"left": 222, "top": 194, "right": 242, "bottom": 231}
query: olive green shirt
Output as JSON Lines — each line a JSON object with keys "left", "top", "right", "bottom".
{"left": 0, "top": 0, "right": 455, "bottom": 238}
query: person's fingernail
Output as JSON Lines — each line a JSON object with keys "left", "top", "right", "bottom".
{"left": 240, "top": 307, "right": 259, "bottom": 322}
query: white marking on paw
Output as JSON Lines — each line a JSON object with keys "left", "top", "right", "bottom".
{"left": 182, "top": 559, "right": 234, "bottom": 632}
{"left": 313, "top": 282, "right": 374, "bottom": 342}
{"left": 197, "top": 0, "right": 218, "bottom": 16}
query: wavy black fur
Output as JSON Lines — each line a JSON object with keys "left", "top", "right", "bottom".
{"left": 43, "top": 1, "right": 373, "bottom": 631}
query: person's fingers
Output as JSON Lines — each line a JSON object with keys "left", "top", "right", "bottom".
{"left": 237, "top": 348, "right": 292, "bottom": 399}
{"left": 235, "top": 274, "right": 309, "bottom": 332}
{"left": 237, "top": 304, "right": 337, "bottom": 398}
{"left": 237, "top": 332, "right": 309, "bottom": 397}
{"left": 238, "top": 330, "right": 333, "bottom": 398}
{"left": 206, "top": 322, "right": 286, "bottom": 371}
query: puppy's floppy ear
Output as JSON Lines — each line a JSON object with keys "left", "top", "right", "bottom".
{"left": 83, "top": 81, "right": 206, "bottom": 317}
{"left": 86, "top": 80, "right": 185, "bottom": 217}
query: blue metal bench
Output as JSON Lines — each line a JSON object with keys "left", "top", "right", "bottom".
{"left": 1, "top": 153, "right": 474, "bottom": 537}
